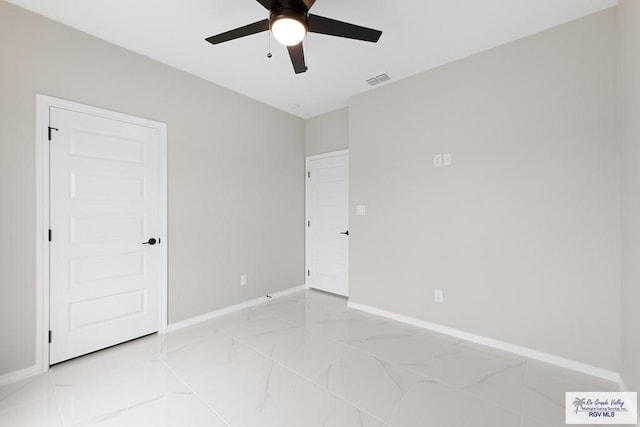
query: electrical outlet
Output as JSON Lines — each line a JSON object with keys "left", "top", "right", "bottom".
{"left": 356, "top": 205, "right": 366, "bottom": 216}
{"left": 433, "top": 154, "right": 443, "bottom": 168}
{"left": 434, "top": 289, "right": 444, "bottom": 303}
{"left": 240, "top": 274, "right": 248, "bottom": 286}
{"left": 443, "top": 153, "right": 452, "bottom": 166}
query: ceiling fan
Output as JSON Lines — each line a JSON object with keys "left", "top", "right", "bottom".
{"left": 205, "top": 0, "right": 383, "bottom": 74}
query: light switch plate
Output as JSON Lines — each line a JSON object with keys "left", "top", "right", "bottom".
{"left": 443, "top": 153, "right": 452, "bottom": 166}
{"left": 356, "top": 205, "right": 366, "bottom": 216}
{"left": 433, "top": 154, "right": 443, "bottom": 168}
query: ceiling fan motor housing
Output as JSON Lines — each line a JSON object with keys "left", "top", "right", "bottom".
{"left": 269, "top": 7, "right": 308, "bottom": 31}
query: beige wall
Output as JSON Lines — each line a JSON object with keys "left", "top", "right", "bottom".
{"left": 0, "top": 1, "right": 304, "bottom": 376}
{"left": 618, "top": 0, "right": 640, "bottom": 392}
{"left": 305, "top": 108, "right": 349, "bottom": 156}
{"left": 349, "top": 9, "right": 621, "bottom": 371}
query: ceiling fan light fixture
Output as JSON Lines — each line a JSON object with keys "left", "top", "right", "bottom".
{"left": 271, "top": 15, "right": 306, "bottom": 46}
{"left": 205, "top": 0, "right": 383, "bottom": 74}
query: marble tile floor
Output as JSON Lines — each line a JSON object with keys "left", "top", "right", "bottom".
{"left": 0, "top": 289, "right": 619, "bottom": 427}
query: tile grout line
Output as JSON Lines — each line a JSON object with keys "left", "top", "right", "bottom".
{"left": 243, "top": 294, "right": 373, "bottom": 354}
{"left": 0, "top": 374, "right": 69, "bottom": 427}
{"left": 226, "top": 293, "right": 526, "bottom": 423}
{"left": 384, "top": 376, "right": 423, "bottom": 426}
{"left": 49, "top": 374, "right": 69, "bottom": 427}
{"left": 397, "top": 364, "right": 525, "bottom": 421}
{"left": 273, "top": 295, "right": 529, "bottom": 419}
{"left": 306, "top": 297, "right": 535, "bottom": 417}
{"left": 216, "top": 328, "right": 390, "bottom": 426}
{"left": 18, "top": 291, "right": 544, "bottom": 426}
{"left": 0, "top": 383, "right": 41, "bottom": 415}
{"left": 159, "top": 358, "right": 231, "bottom": 427}
{"left": 17, "top": 290, "right": 606, "bottom": 427}
{"left": 456, "top": 360, "right": 528, "bottom": 416}
{"left": 0, "top": 380, "right": 36, "bottom": 411}
{"left": 267, "top": 354, "right": 391, "bottom": 426}
{"left": 173, "top": 291, "right": 529, "bottom": 424}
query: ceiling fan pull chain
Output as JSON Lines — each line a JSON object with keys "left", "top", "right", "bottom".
{"left": 305, "top": 32, "right": 309, "bottom": 70}
{"left": 267, "top": 30, "right": 273, "bottom": 58}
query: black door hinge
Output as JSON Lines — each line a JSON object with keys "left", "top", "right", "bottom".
{"left": 48, "top": 331, "right": 52, "bottom": 343}
{"left": 48, "top": 229, "right": 52, "bottom": 242}
{"left": 48, "top": 127, "right": 59, "bottom": 141}
{"left": 307, "top": 269, "right": 310, "bottom": 277}
{"left": 307, "top": 171, "right": 310, "bottom": 178}
{"left": 307, "top": 221, "right": 310, "bottom": 227}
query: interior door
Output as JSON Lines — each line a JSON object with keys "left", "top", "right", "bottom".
{"left": 306, "top": 152, "right": 349, "bottom": 296}
{"left": 49, "top": 106, "right": 162, "bottom": 365}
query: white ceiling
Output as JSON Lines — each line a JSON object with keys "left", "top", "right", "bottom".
{"left": 7, "top": 0, "right": 618, "bottom": 118}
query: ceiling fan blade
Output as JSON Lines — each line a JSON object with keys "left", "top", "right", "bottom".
{"left": 255, "top": 0, "right": 272, "bottom": 9}
{"left": 308, "top": 14, "right": 382, "bottom": 42}
{"left": 205, "top": 19, "right": 269, "bottom": 45}
{"left": 287, "top": 43, "right": 307, "bottom": 74}
{"left": 300, "top": 0, "right": 316, "bottom": 10}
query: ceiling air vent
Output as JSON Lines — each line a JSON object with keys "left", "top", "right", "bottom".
{"left": 366, "top": 73, "right": 391, "bottom": 86}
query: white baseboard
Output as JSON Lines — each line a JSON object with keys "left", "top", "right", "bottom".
{"left": 348, "top": 301, "right": 621, "bottom": 384}
{"left": 0, "top": 285, "right": 307, "bottom": 387}
{"left": 0, "top": 364, "right": 42, "bottom": 388}
{"left": 0, "top": 285, "right": 306, "bottom": 387}
{"left": 167, "top": 285, "right": 306, "bottom": 333}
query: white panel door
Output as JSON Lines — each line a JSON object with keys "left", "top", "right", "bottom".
{"left": 306, "top": 153, "right": 349, "bottom": 296}
{"left": 49, "top": 107, "right": 162, "bottom": 364}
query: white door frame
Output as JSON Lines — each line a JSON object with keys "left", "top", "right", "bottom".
{"left": 35, "top": 94, "right": 168, "bottom": 373}
{"left": 305, "top": 149, "right": 349, "bottom": 292}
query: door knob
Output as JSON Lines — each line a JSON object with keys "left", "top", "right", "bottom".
{"left": 340, "top": 230, "right": 349, "bottom": 236}
{"left": 142, "top": 238, "right": 158, "bottom": 245}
